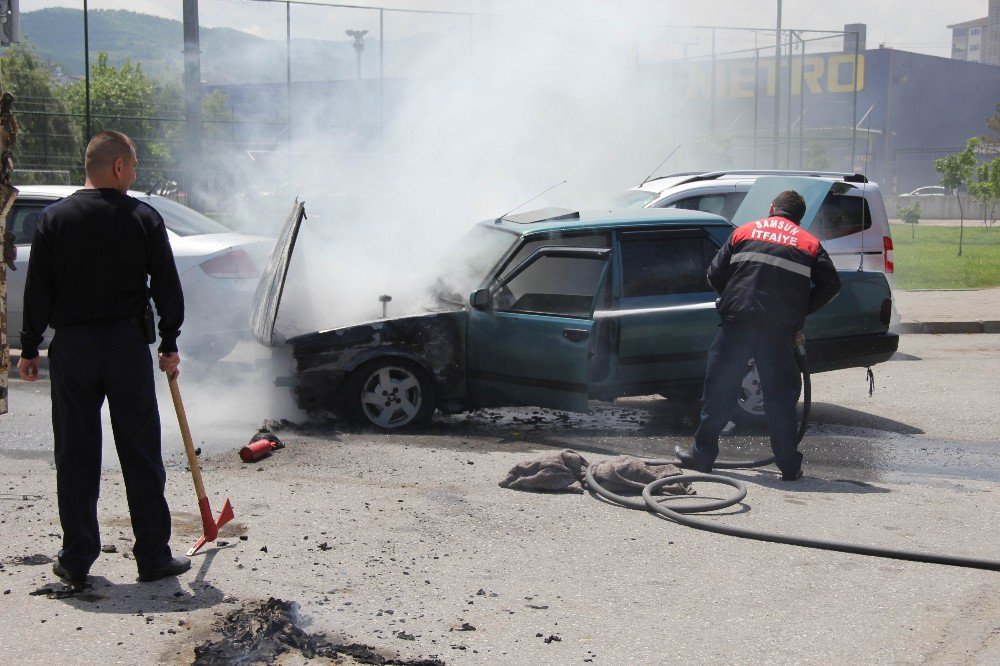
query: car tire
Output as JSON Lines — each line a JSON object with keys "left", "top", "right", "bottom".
{"left": 344, "top": 358, "right": 436, "bottom": 429}
{"left": 730, "top": 359, "right": 802, "bottom": 429}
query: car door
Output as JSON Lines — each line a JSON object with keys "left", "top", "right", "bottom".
{"left": 467, "top": 245, "right": 610, "bottom": 413}
{"left": 5, "top": 199, "right": 54, "bottom": 340}
{"left": 608, "top": 227, "right": 721, "bottom": 392}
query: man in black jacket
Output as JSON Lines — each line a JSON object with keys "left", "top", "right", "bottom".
{"left": 18, "top": 130, "right": 191, "bottom": 583}
{"left": 677, "top": 190, "right": 841, "bottom": 480}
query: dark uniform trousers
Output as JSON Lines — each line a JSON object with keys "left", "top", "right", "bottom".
{"left": 693, "top": 320, "right": 803, "bottom": 475}
{"left": 49, "top": 322, "right": 172, "bottom": 574}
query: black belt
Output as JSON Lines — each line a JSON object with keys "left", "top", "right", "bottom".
{"left": 58, "top": 316, "right": 143, "bottom": 329}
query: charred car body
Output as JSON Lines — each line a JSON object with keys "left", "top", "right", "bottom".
{"left": 252, "top": 177, "right": 898, "bottom": 429}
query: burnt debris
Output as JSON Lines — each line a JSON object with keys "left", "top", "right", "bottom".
{"left": 193, "top": 597, "right": 444, "bottom": 666}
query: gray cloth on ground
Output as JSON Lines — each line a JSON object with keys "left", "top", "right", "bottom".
{"left": 498, "top": 449, "right": 693, "bottom": 496}
{"left": 498, "top": 449, "right": 588, "bottom": 493}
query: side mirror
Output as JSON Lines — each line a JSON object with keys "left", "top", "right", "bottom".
{"left": 470, "top": 288, "right": 492, "bottom": 310}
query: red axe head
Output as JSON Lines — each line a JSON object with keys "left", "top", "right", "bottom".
{"left": 187, "top": 498, "right": 235, "bottom": 556}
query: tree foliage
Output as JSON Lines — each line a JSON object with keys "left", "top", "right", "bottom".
{"left": 64, "top": 52, "right": 177, "bottom": 188}
{"left": 0, "top": 42, "right": 82, "bottom": 184}
{"left": 983, "top": 103, "right": 1000, "bottom": 149}
{"left": 968, "top": 157, "right": 1000, "bottom": 229}
{"left": 935, "top": 138, "right": 980, "bottom": 256}
{"left": 896, "top": 201, "right": 921, "bottom": 239}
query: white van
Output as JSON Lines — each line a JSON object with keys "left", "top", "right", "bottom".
{"left": 614, "top": 170, "right": 894, "bottom": 282}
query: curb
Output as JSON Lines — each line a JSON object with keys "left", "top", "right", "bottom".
{"left": 897, "top": 321, "right": 1000, "bottom": 334}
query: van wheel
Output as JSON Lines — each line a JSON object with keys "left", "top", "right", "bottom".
{"left": 345, "top": 359, "right": 436, "bottom": 429}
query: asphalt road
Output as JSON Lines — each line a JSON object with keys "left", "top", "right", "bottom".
{"left": 0, "top": 334, "right": 997, "bottom": 664}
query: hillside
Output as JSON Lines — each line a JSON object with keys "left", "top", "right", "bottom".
{"left": 20, "top": 7, "right": 364, "bottom": 83}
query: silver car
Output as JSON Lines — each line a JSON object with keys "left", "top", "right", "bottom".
{"left": 6, "top": 185, "right": 275, "bottom": 361}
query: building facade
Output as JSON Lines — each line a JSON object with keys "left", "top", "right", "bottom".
{"left": 949, "top": 0, "right": 1000, "bottom": 65}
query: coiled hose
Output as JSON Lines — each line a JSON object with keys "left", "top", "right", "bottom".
{"left": 584, "top": 346, "right": 1000, "bottom": 572}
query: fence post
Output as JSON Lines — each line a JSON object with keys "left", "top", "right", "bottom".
{"left": 183, "top": 0, "right": 203, "bottom": 209}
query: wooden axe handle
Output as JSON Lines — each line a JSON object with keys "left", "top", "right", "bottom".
{"left": 168, "top": 375, "right": 207, "bottom": 501}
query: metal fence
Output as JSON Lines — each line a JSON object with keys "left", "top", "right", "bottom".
{"left": 3, "top": 1, "right": 868, "bottom": 216}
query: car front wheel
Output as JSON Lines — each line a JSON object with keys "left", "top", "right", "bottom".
{"left": 345, "top": 359, "right": 436, "bottom": 429}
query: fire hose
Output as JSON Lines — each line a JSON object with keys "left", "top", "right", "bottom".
{"left": 584, "top": 344, "right": 1000, "bottom": 572}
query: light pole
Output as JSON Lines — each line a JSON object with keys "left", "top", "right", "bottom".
{"left": 347, "top": 29, "right": 368, "bottom": 79}
{"left": 772, "top": 0, "right": 782, "bottom": 168}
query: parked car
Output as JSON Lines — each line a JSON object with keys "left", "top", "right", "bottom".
{"left": 904, "top": 186, "right": 946, "bottom": 196}
{"left": 253, "top": 176, "right": 898, "bottom": 429}
{"left": 613, "top": 170, "right": 895, "bottom": 282}
{"left": 6, "top": 185, "right": 275, "bottom": 361}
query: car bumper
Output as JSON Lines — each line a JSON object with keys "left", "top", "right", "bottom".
{"left": 806, "top": 332, "right": 899, "bottom": 373}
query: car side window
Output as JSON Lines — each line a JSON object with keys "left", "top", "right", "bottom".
{"left": 620, "top": 230, "right": 718, "bottom": 298}
{"left": 810, "top": 194, "right": 872, "bottom": 241}
{"left": 495, "top": 255, "right": 607, "bottom": 318}
{"left": 9, "top": 204, "right": 46, "bottom": 245}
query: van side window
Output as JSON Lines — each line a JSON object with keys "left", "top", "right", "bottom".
{"left": 811, "top": 195, "right": 872, "bottom": 240}
{"left": 620, "top": 230, "right": 718, "bottom": 298}
{"left": 9, "top": 204, "right": 45, "bottom": 245}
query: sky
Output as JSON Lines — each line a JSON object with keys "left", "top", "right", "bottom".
{"left": 21, "top": 0, "right": 991, "bottom": 58}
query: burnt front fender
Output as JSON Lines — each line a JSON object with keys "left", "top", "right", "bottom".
{"left": 288, "top": 311, "right": 468, "bottom": 412}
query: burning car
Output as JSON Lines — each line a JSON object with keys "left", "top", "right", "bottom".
{"left": 252, "top": 177, "right": 898, "bottom": 429}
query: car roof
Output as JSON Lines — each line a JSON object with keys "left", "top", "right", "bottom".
{"left": 487, "top": 207, "right": 731, "bottom": 234}
{"left": 14, "top": 184, "right": 153, "bottom": 199}
{"left": 635, "top": 170, "right": 869, "bottom": 195}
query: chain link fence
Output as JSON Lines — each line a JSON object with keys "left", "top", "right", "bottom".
{"left": 3, "top": 1, "right": 868, "bottom": 220}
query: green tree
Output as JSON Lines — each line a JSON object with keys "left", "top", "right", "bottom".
{"left": 969, "top": 157, "right": 1000, "bottom": 229}
{"left": 982, "top": 103, "right": 1000, "bottom": 149}
{"left": 935, "top": 138, "right": 979, "bottom": 256}
{"left": 65, "top": 52, "right": 175, "bottom": 189}
{"left": 896, "top": 201, "right": 921, "bottom": 239}
{"left": 0, "top": 41, "right": 82, "bottom": 184}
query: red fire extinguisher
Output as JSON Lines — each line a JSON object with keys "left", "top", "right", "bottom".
{"left": 239, "top": 433, "right": 285, "bottom": 463}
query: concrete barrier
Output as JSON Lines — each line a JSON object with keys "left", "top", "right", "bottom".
{"left": 887, "top": 193, "right": 993, "bottom": 221}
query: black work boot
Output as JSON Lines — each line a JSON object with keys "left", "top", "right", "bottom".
{"left": 781, "top": 469, "right": 804, "bottom": 481}
{"left": 674, "top": 446, "right": 713, "bottom": 473}
{"left": 52, "top": 559, "right": 88, "bottom": 585}
{"left": 138, "top": 556, "right": 192, "bottom": 583}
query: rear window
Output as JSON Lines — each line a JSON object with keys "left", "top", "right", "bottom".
{"left": 810, "top": 194, "right": 872, "bottom": 241}
{"left": 137, "top": 195, "right": 230, "bottom": 237}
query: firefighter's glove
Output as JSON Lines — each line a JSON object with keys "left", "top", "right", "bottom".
{"left": 2, "top": 230, "right": 15, "bottom": 270}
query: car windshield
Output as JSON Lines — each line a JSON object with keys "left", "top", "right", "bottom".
{"left": 431, "top": 224, "right": 518, "bottom": 306}
{"left": 137, "top": 195, "right": 231, "bottom": 237}
{"left": 613, "top": 190, "right": 658, "bottom": 209}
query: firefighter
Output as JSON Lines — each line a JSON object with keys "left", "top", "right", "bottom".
{"left": 676, "top": 190, "right": 841, "bottom": 480}
{"left": 17, "top": 131, "right": 190, "bottom": 584}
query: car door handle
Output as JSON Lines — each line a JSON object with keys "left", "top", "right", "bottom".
{"left": 563, "top": 328, "right": 589, "bottom": 342}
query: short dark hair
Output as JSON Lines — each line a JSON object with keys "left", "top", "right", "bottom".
{"left": 85, "top": 131, "right": 136, "bottom": 176}
{"left": 772, "top": 190, "right": 806, "bottom": 223}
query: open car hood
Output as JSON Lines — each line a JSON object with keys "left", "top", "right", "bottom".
{"left": 250, "top": 200, "right": 306, "bottom": 347}
{"left": 730, "top": 175, "right": 835, "bottom": 230}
